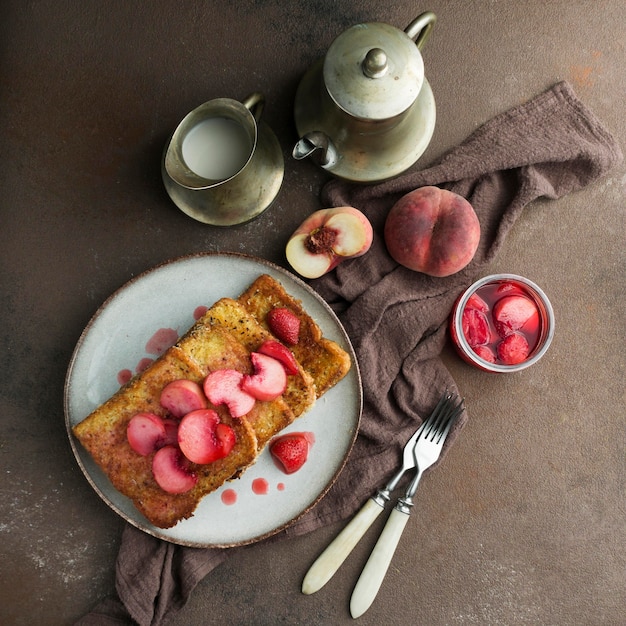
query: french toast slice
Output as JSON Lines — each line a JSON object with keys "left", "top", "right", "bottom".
{"left": 72, "top": 342, "right": 259, "bottom": 529}
{"left": 238, "top": 274, "right": 351, "bottom": 397}
{"left": 204, "top": 297, "right": 316, "bottom": 421}
{"left": 176, "top": 310, "right": 300, "bottom": 450}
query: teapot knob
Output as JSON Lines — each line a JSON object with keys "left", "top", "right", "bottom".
{"left": 362, "top": 48, "right": 388, "bottom": 79}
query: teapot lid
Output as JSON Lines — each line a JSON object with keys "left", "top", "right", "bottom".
{"left": 323, "top": 22, "right": 425, "bottom": 121}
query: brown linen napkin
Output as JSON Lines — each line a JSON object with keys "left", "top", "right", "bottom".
{"left": 77, "top": 81, "right": 622, "bottom": 625}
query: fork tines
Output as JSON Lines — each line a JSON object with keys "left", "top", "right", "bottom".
{"left": 422, "top": 391, "right": 464, "bottom": 443}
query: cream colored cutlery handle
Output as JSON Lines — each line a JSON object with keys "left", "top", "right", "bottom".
{"left": 350, "top": 507, "right": 410, "bottom": 618}
{"left": 302, "top": 498, "right": 384, "bottom": 595}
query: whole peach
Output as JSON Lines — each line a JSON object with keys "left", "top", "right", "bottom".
{"left": 384, "top": 186, "right": 480, "bottom": 277}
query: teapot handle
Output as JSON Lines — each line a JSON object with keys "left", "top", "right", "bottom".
{"left": 405, "top": 11, "right": 436, "bottom": 51}
{"left": 242, "top": 92, "right": 265, "bottom": 124}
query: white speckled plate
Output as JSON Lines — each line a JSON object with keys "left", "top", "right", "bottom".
{"left": 64, "top": 253, "right": 362, "bottom": 547}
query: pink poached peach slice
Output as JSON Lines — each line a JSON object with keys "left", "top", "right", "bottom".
{"left": 178, "top": 409, "right": 236, "bottom": 465}
{"left": 160, "top": 379, "right": 207, "bottom": 418}
{"left": 285, "top": 207, "right": 373, "bottom": 279}
{"left": 127, "top": 412, "right": 167, "bottom": 456}
{"left": 241, "top": 352, "right": 287, "bottom": 401}
{"left": 203, "top": 369, "right": 256, "bottom": 418}
{"left": 152, "top": 445, "right": 198, "bottom": 494}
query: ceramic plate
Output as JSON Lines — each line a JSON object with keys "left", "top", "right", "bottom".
{"left": 64, "top": 253, "right": 362, "bottom": 547}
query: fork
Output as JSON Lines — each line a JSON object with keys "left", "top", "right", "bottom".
{"left": 301, "top": 392, "right": 454, "bottom": 595}
{"left": 350, "top": 393, "right": 464, "bottom": 618}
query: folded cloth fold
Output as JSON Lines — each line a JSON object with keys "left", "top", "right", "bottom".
{"left": 78, "top": 81, "right": 622, "bottom": 625}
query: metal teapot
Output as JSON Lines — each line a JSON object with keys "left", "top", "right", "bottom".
{"left": 293, "top": 11, "right": 437, "bottom": 183}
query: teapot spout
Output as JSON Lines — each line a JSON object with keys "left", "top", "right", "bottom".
{"left": 292, "top": 132, "right": 338, "bottom": 169}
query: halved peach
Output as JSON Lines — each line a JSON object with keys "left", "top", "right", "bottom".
{"left": 285, "top": 207, "right": 373, "bottom": 279}
{"left": 493, "top": 295, "right": 540, "bottom": 338}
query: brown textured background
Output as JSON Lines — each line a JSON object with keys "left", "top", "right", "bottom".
{"left": 1, "top": 1, "right": 624, "bottom": 624}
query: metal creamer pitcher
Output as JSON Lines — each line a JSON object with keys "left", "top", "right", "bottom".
{"left": 162, "top": 93, "right": 283, "bottom": 226}
{"left": 293, "top": 12, "right": 437, "bottom": 183}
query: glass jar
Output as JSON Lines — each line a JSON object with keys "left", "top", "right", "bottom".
{"left": 449, "top": 274, "right": 555, "bottom": 373}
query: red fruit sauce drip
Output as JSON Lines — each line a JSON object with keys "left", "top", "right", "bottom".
{"left": 252, "top": 477, "right": 269, "bottom": 495}
{"left": 145, "top": 327, "right": 178, "bottom": 356}
{"left": 282, "top": 431, "right": 315, "bottom": 446}
{"left": 117, "top": 369, "right": 133, "bottom": 386}
{"left": 194, "top": 305, "right": 208, "bottom": 320}
{"left": 135, "top": 357, "right": 154, "bottom": 374}
{"left": 221, "top": 489, "right": 237, "bottom": 505}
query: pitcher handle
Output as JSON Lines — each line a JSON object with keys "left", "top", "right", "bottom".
{"left": 404, "top": 11, "right": 436, "bottom": 51}
{"left": 242, "top": 92, "right": 265, "bottom": 124}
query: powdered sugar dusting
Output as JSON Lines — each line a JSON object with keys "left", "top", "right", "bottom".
{"left": 1, "top": 472, "right": 113, "bottom": 597}
{"left": 450, "top": 545, "right": 542, "bottom": 624}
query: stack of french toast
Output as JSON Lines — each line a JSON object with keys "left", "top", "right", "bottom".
{"left": 72, "top": 274, "right": 351, "bottom": 529}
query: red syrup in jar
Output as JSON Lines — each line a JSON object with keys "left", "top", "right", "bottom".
{"left": 450, "top": 275, "right": 554, "bottom": 372}
{"left": 463, "top": 281, "right": 541, "bottom": 366}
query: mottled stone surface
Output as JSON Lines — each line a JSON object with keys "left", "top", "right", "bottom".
{"left": 1, "top": 1, "right": 624, "bottom": 624}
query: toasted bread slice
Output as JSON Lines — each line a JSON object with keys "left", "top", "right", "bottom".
{"left": 73, "top": 345, "right": 258, "bottom": 529}
{"left": 238, "top": 274, "right": 351, "bottom": 397}
{"left": 203, "top": 297, "right": 316, "bottom": 420}
{"left": 176, "top": 314, "right": 299, "bottom": 450}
